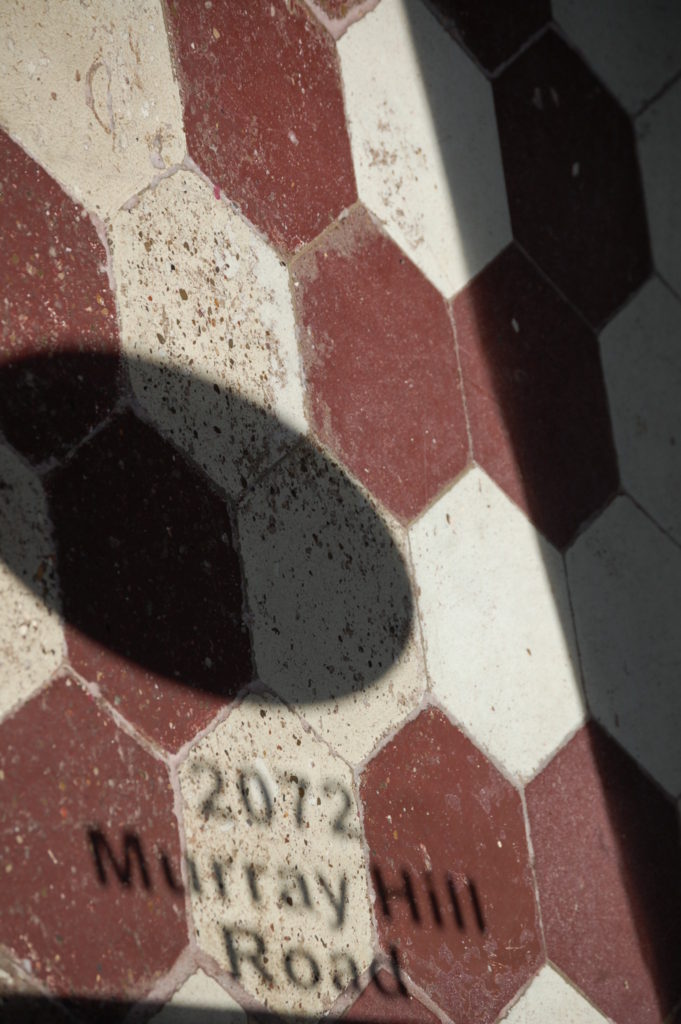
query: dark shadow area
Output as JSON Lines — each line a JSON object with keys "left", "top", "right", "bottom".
{"left": 0, "top": 351, "right": 413, "bottom": 745}
{"left": 405, "top": 0, "right": 681, "bottom": 1020}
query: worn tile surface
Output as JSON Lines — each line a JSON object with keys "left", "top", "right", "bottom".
{"left": 110, "top": 169, "right": 306, "bottom": 501}
{"left": 179, "top": 694, "right": 373, "bottom": 1016}
{"left": 410, "top": 468, "right": 583, "bottom": 782}
{"left": 361, "top": 707, "right": 542, "bottom": 1024}
{"left": 0, "top": 675, "right": 187, "bottom": 1002}
{"left": 0, "top": 129, "right": 120, "bottom": 467}
{"left": 293, "top": 205, "right": 468, "bottom": 522}
{"left": 166, "top": 0, "right": 355, "bottom": 252}
{"left": 526, "top": 723, "right": 681, "bottom": 1024}
{"left": 338, "top": 0, "right": 511, "bottom": 296}
{"left": 0, "top": 2, "right": 679, "bottom": 1021}
{"left": 0, "top": 0, "right": 185, "bottom": 218}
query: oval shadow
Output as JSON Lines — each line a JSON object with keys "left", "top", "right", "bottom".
{"left": 0, "top": 351, "right": 414, "bottom": 748}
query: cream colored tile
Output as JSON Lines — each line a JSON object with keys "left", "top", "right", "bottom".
{"left": 554, "top": 0, "right": 681, "bottom": 114}
{"left": 237, "top": 445, "right": 424, "bottom": 765}
{"left": 638, "top": 77, "right": 681, "bottom": 297}
{"left": 0, "top": 444, "right": 64, "bottom": 719}
{"left": 110, "top": 170, "right": 306, "bottom": 501}
{"left": 150, "top": 969, "right": 245, "bottom": 1023}
{"left": 338, "top": 0, "right": 511, "bottom": 297}
{"left": 501, "top": 966, "right": 608, "bottom": 1023}
{"left": 0, "top": 0, "right": 185, "bottom": 217}
{"left": 179, "top": 694, "right": 373, "bottom": 1016}
{"left": 600, "top": 278, "right": 681, "bottom": 545}
{"left": 409, "top": 468, "right": 584, "bottom": 782}
{"left": 567, "top": 496, "right": 681, "bottom": 796}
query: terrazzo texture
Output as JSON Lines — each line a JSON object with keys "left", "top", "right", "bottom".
{"left": 1, "top": 2, "right": 680, "bottom": 1023}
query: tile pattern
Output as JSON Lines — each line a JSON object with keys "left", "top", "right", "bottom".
{"left": 526, "top": 723, "right": 681, "bottom": 1024}
{"left": 0, "top": 675, "right": 187, "bottom": 1003}
{"left": 0, "top": 1, "right": 679, "bottom": 1022}
{"left": 0, "top": 0, "right": 185, "bottom": 218}
{"left": 338, "top": 0, "right": 511, "bottom": 296}
{"left": 0, "top": 130, "right": 120, "bottom": 467}
{"left": 361, "top": 707, "right": 542, "bottom": 1024}
{"left": 293, "top": 205, "right": 468, "bottom": 522}
{"left": 452, "top": 243, "right": 617, "bottom": 548}
{"left": 166, "top": 0, "right": 356, "bottom": 252}
{"left": 47, "top": 410, "right": 253, "bottom": 753}
{"left": 494, "top": 30, "right": 651, "bottom": 327}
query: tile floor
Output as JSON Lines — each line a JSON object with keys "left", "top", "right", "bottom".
{"left": 1, "top": 2, "right": 680, "bottom": 1023}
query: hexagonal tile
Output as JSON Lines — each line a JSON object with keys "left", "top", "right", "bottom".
{"left": 566, "top": 496, "right": 681, "bottom": 797}
{"left": 237, "top": 443, "right": 424, "bottom": 765}
{"left": 409, "top": 467, "right": 584, "bottom": 782}
{"left": 165, "top": 0, "right": 355, "bottom": 252}
{"left": 149, "top": 969, "right": 245, "bottom": 1023}
{"left": 338, "top": 0, "right": 511, "bottom": 297}
{"left": 526, "top": 722, "right": 681, "bottom": 1024}
{"left": 494, "top": 30, "right": 651, "bottom": 326}
{"left": 553, "top": 0, "right": 681, "bottom": 115}
{"left": 500, "top": 965, "right": 609, "bottom": 1023}
{"left": 343, "top": 969, "right": 440, "bottom": 1024}
{"left": 600, "top": 277, "right": 681, "bottom": 546}
{"left": 0, "top": 674, "right": 187, "bottom": 1002}
{"left": 452, "top": 243, "right": 618, "bottom": 549}
{"left": 0, "top": 129, "right": 120, "bottom": 467}
{"left": 292, "top": 205, "right": 469, "bottom": 523}
{"left": 0, "top": 0, "right": 185, "bottom": 218}
{"left": 179, "top": 693, "right": 373, "bottom": 1016}
{"left": 110, "top": 169, "right": 306, "bottom": 502}
{"left": 637, "top": 76, "right": 681, "bottom": 298}
{"left": 46, "top": 410, "right": 253, "bottom": 753}
{"left": 0, "top": 444, "right": 64, "bottom": 719}
{"left": 360, "top": 706, "right": 542, "bottom": 1024}
{"left": 423, "top": 0, "right": 549, "bottom": 72}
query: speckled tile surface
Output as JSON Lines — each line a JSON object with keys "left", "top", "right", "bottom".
{"left": 1, "top": 3, "right": 680, "bottom": 1023}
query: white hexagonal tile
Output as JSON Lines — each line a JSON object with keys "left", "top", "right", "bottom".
{"left": 0, "top": 444, "right": 64, "bottom": 719}
{"left": 179, "top": 693, "right": 373, "bottom": 1016}
{"left": 110, "top": 170, "right": 306, "bottom": 501}
{"left": 600, "top": 277, "right": 681, "bottom": 545}
{"left": 0, "top": 0, "right": 185, "bottom": 218}
{"left": 567, "top": 495, "right": 681, "bottom": 796}
{"left": 553, "top": 0, "right": 681, "bottom": 115}
{"left": 638, "top": 76, "right": 681, "bottom": 297}
{"left": 501, "top": 965, "right": 608, "bottom": 1023}
{"left": 409, "top": 467, "right": 584, "bottom": 782}
{"left": 149, "top": 969, "right": 245, "bottom": 1023}
{"left": 338, "top": 0, "right": 511, "bottom": 297}
{"left": 237, "top": 444, "right": 425, "bottom": 765}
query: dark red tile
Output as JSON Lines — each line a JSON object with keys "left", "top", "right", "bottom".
{"left": 0, "top": 675, "right": 187, "bottom": 1003}
{"left": 360, "top": 707, "right": 542, "bottom": 1024}
{"left": 526, "top": 723, "right": 681, "bottom": 1024}
{"left": 452, "top": 244, "right": 618, "bottom": 548}
{"left": 344, "top": 969, "right": 440, "bottom": 1024}
{"left": 166, "top": 0, "right": 356, "bottom": 252}
{"left": 423, "top": 0, "right": 550, "bottom": 71}
{"left": 0, "top": 130, "right": 119, "bottom": 466}
{"left": 293, "top": 207, "right": 469, "bottom": 522}
{"left": 46, "top": 410, "right": 253, "bottom": 752}
{"left": 493, "top": 31, "right": 651, "bottom": 326}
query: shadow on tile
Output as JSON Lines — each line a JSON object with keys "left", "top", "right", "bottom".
{"left": 0, "top": 351, "right": 414, "bottom": 746}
